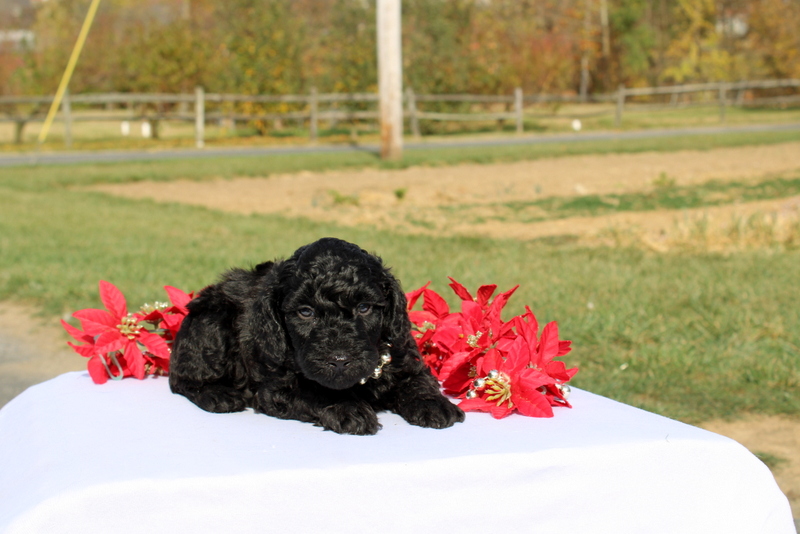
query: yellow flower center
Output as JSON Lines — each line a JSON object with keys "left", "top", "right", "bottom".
{"left": 466, "top": 331, "right": 483, "bottom": 348}
{"left": 116, "top": 314, "right": 141, "bottom": 340}
{"left": 484, "top": 372, "right": 513, "bottom": 408}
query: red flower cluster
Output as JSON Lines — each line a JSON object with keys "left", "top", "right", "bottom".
{"left": 62, "top": 281, "right": 193, "bottom": 384}
{"left": 407, "top": 278, "right": 578, "bottom": 419}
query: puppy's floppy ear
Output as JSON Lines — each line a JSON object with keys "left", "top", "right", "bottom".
{"left": 243, "top": 261, "right": 290, "bottom": 368}
{"left": 380, "top": 267, "right": 414, "bottom": 348}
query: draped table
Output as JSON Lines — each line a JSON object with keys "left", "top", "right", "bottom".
{"left": 0, "top": 372, "right": 794, "bottom": 534}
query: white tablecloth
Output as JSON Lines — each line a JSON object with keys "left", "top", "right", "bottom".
{"left": 0, "top": 372, "right": 793, "bottom": 534}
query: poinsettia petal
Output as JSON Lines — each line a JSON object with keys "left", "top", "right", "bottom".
{"left": 73, "top": 308, "right": 118, "bottom": 335}
{"left": 432, "top": 324, "right": 467, "bottom": 354}
{"left": 517, "top": 367, "right": 555, "bottom": 389}
{"left": 557, "top": 340, "right": 572, "bottom": 357}
{"left": 459, "top": 300, "right": 484, "bottom": 330}
{"left": 447, "top": 278, "right": 474, "bottom": 302}
{"left": 489, "top": 405, "right": 514, "bottom": 419}
{"left": 541, "top": 383, "right": 573, "bottom": 408}
{"left": 441, "top": 365, "right": 476, "bottom": 397}
{"left": 537, "top": 321, "right": 561, "bottom": 365}
{"left": 147, "top": 355, "right": 170, "bottom": 374}
{"left": 439, "top": 350, "right": 478, "bottom": 383}
{"left": 485, "top": 284, "right": 518, "bottom": 322}
{"left": 566, "top": 366, "right": 579, "bottom": 379}
{"left": 60, "top": 319, "right": 92, "bottom": 343}
{"left": 87, "top": 355, "right": 110, "bottom": 384}
{"left": 161, "top": 313, "right": 186, "bottom": 336}
{"left": 67, "top": 341, "right": 98, "bottom": 358}
{"left": 405, "top": 282, "right": 430, "bottom": 311}
{"left": 545, "top": 360, "right": 572, "bottom": 381}
{"left": 457, "top": 397, "right": 495, "bottom": 413}
{"left": 515, "top": 307, "right": 539, "bottom": 344}
{"left": 93, "top": 330, "right": 126, "bottom": 354}
{"left": 499, "top": 338, "right": 529, "bottom": 375}
{"left": 99, "top": 281, "right": 127, "bottom": 319}
{"left": 476, "top": 284, "right": 497, "bottom": 306}
{"left": 124, "top": 341, "right": 146, "bottom": 380}
{"left": 408, "top": 310, "right": 438, "bottom": 326}
{"left": 513, "top": 389, "right": 554, "bottom": 418}
{"left": 138, "top": 331, "right": 171, "bottom": 359}
{"left": 164, "top": 285, "right": 193, "bottom": 310}
{"left": 479, "top": 347, "right": 503, "bottom": 375}
{"left": 138, "top": 310, "right": 164, "bottom": 324}
{"left": 497, "top": 319, "right": 516, "bottom": 339}
{"left": 422, "top": 289, "right": 450, "bottom": 318}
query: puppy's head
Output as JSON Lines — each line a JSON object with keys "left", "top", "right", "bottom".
{"left": 255, "top": 238, "right": 411, "bottom": 390}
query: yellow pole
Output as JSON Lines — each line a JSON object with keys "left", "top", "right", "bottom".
{"left": 37, "top": 0, "right": 102, "bottom": 145}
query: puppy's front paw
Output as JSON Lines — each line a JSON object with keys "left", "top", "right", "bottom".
{"left": 398, "top": 396, "right": 465, "bottom": 429}
{"left": 195, "top": 386, "right": 247, "bottom": 413}
{"left": 318, "top": 401, "right": 381, "bottom": 435}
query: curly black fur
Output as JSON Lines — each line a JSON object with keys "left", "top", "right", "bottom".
{"left": 169, "top": 238, "right": 465, "bottom": 435}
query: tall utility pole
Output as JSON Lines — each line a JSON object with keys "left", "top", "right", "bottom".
{"left": 579, "top": 0, "right": 591, "bottom": 102}
{"left": 377, "top": 0, "right": 403, "bottom": 161}
{"left": 600, "top": 0, "right": 611, "bottom": 57}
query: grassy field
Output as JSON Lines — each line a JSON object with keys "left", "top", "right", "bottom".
{"left": 1, "top": 129, "right": 798, "bottom": 424}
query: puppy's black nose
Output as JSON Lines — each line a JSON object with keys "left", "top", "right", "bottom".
{"left": 329, "top": 354, "right": 351, "bottom": 372}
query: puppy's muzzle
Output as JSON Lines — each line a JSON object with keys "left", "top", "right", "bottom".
{"left": 327, "top": 353, "right": 352, "bottom": 373}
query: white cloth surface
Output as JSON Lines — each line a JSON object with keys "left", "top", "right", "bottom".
{"left": 0, "top": 372, "right": 793, "bottom": 534}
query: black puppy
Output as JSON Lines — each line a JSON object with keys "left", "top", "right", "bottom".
{"left": 169, "top": 238, "right": 464, "bottom": 435}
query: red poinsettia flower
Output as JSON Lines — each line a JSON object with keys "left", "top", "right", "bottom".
{"left": 63, "top": 281, "right": 171, "bottom": 383}
{"left": 407, "top": 279, "right": 579, "bottom": 419}
{"left": 61, "top": 316, "right": 123, "bottom": 384}
{"left": 459, "top": 335, "right": 557, "bottom": 418}
{"left": 154, "top": 285, "right": 194, "bottom": 340}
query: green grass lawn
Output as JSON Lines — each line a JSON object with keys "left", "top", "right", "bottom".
{"left": 1, "top": 130, "right": 798, "bottom": 424}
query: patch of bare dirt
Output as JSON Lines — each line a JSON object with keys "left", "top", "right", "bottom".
{"left": 90, "top": 142, "right": 800, "bottom": 249}
{"left": 0, "top": 303, "right": 84, "bottom": 406}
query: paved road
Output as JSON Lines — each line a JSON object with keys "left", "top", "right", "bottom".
{"left": 1, "top": 122, "right": 799, "bottom": 168}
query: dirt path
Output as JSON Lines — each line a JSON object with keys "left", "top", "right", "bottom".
{"left": 12, "top": 141, "right": 800, "bottom": 519}
{"left": 90, "top": 142, "right": 800, "bottom": 249}
{"left": 0, "top": 303, "right": 84, "bottom": 406}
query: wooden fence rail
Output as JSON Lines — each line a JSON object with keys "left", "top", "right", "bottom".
{"left": 1, "top": 78, "right": 798, "bottom": 147}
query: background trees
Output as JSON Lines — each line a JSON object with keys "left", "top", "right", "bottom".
{"left": 0, "top": 0, "right": 796, "bottom": 97}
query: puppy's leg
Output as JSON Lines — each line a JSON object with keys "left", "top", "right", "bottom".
{"left": 170, "top": 311, "right": 248, "bottom": 413}
{"left": 388, "top": 366, "right": 465, "bottom": 429}
{"left": 317, "top": 401, "right": 381, "bottom": 435}
{"left": 253, "top": 379, "right": 381, "bottom": 435}
{"left": 171, "top": 380, "right": 248, "bottom": 413}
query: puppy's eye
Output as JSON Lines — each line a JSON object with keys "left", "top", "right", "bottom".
{"left": 297, "top": 306, "right": 315, "bottom": 319}
{"left": 356, "top": 303, "right": 372, "bottom": 316}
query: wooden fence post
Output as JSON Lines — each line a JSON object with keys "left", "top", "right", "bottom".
{"left": 514, "top": 87, "right": 524, "bottom": 133}
{"left": 718, "top": 82, "right": 727, "bottom": 123}
{"left": 14, "top": 120, "right": 25, "bottom": 144}
{"left": 406, "top": 87, "right": 420, "bottom": 138}
{"left": 615, "top": 84, "right": 626, "bottom": 127}
{"left": 309, "top": 87, "right": 318, "bottom": 142}
{"left": 62, "top": 87, "right": 72, "bottom": 148}
{"left": 195, "top": 86, "right": 205, "bottom": 149}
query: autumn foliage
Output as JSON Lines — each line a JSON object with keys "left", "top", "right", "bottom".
{"left": 2, "top": 0, "right": 798, "bottom": 98}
